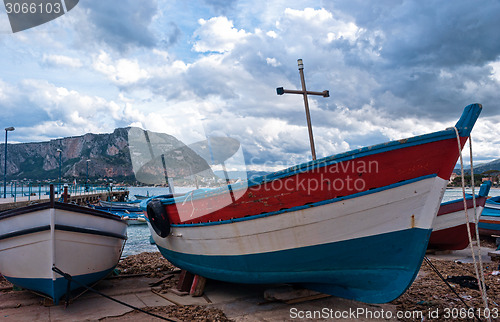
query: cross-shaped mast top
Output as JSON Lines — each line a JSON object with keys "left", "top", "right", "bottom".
{"left": 277, "top": 59, "right": 329, "bottom": 161}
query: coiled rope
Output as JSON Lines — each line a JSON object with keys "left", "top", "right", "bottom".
{"left": 453, "top": 127, "right": 490, "bottom": 319}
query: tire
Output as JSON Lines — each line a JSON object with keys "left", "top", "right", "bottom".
{"left": 147, "top": 199, "right": 170, "bottom": 237}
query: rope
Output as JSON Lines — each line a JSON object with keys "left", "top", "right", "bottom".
{"left": 424, "top": 257, "right": 482, "bottom": 322}
{"left": 453, "top": 128, "right": 490, "bottom": 319}
{"left": 468, "top": 136, "right": 490, "bottom": 314}
{"left": 52, "top": 266, "right": 176, "bottom": 321}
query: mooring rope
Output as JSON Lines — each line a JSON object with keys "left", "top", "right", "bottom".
{"left": 468, "top": 136, "right": 490, "bottom": 313}
{"left": 52, "top": 266, "right": 175, "bottom": 321}
{"left": 453, "top": 127, "right": 490, "bottom": 319}
{"left": 424, "top": 257, "right": 482, "bottom": 322}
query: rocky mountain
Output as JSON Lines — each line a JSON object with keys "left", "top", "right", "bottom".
{"left": 472, "top": 158, "right": 500, "bottom": 174}
{"left": 453, "top": 158, "right": 500, "bottom": 175}
{"left": 0, "top": 127, "right": 214, "bottom": 183}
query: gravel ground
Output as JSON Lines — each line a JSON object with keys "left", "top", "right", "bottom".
{"left": 1, "top": 240, "right": 499, "bottom": 321}
{"left": 111, "top": 245, "right": 500, "bottom": 321}
{"left": 392, "top": 237, "right": 500, "bottom": 321}
{"left": 115, "top": 252, "right": 232, "bottom": 321}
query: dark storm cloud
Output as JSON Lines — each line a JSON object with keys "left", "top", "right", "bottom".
{"left": 321, "top": 0, "right": 500, "bottom": 118}
{"left": 79, "top": 0, "right": 159, "bottom": 51}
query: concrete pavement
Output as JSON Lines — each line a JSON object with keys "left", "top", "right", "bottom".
{"left": 1, "top": 275, "right": 399, "bottom": 321}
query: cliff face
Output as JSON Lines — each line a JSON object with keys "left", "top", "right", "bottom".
{"left": 0, "top": 127, "right": 210, "bottom": 182}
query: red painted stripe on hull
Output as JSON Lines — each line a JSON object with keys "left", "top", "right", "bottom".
{"left": 166, "top": 137, "right": 466, "bottom": 224}
{"left": 479, "top": 219, "right": 500, "bottom": 224}
{"left": 428, "top": 223, "right": 475, "bottom": 250}
{"left": 438, "top": 197, "right": 487, "bottom": 216}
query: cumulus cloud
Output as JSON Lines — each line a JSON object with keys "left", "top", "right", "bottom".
{"left": 42, "top": 54, "right": 82, "bottom": 68}
{"left": 193, "top": 16, "right": 249, "bottom": 53}
{"left": 92, "top": 51, "right": 149, "bottom": 86}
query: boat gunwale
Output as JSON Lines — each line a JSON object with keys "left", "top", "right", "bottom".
{"left": 0, "top": 223, "right": 127, "bottom": 241}
{"left": 157, "top": 129, "right": 455, "bottom": 206}
{"left": 486, "top": 196, "right": 500, "bottom": 205}
{"left": 0, "top": 201, "right": 125, "bottom": 223}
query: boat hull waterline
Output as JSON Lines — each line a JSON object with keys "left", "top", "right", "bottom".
{"left": 146, "top": 104, "right": 482, "bottom": 303}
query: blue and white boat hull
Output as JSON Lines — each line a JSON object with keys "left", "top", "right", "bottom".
{"left": 0, "top": 202, "right": 127, "bottom": 304}
{"left": 151, "top": 176, "right": 446, "bottom": 303}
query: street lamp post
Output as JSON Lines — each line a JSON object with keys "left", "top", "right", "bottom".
{"left": 3, "top": 127, "right": 15, "bottom": 198}
{"left": 56, "top": 148, "right": 62, "bottom": 194}
{"left": 86, "top": 159, "right": 90, "bottom": 191}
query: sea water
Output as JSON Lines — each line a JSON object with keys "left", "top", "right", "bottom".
{"left": 122, "top": 186, "right": 194, "bottom": 257}
{"left": 121, "top": 186, "right": 500, "bottom": 257}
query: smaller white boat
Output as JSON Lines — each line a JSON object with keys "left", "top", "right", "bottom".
{"left": 0, "top": 186, "right": 127, "bottom": 304}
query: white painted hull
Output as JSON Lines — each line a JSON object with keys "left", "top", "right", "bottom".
{"left": 432, "top": 206, "right": 482, "bottom": 232}
{"left": 153, "top": 176, "right": 446, "bottom": 256}
{"left": 0, "top": 203, "right": 127, "bottom": 303}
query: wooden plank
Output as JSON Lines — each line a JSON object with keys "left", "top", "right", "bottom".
{"left": 176, "top": 270, "right": 194, "bottom": 293}
{"left": 264, "top": 285, "right": 331, "bottom": 304}
{"left": 149, "top": 269, "right": 181, "bottom": 287}
{"left": 285, "top": 293, "right": 331, "bottom": 304}
{"left": 189, "top": 275, "right": 206, "bottom": 297}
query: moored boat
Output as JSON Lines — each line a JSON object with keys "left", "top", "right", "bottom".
{"left": 144, "top": 104, "right": 482, "bottom": 304}
{"left": 428, "top": 181, "right": 491, "bottom": 250}
{"left": 0, "top": 186, "right": 127, "bottom": 304}
{"left": 92, "top": 205, "right": 147, "bottom": 225}
{"left": 479, "top": 195, "right": 500, "bottom": 236}
{"left": 99, "top": 200, "right": 141, "bottom": 210}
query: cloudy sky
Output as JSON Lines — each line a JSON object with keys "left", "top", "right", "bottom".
{"left": 1, "top": 0, "right": 500, "bottom": 172}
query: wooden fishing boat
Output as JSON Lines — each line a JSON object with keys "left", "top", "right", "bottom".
{"left": 428, "top": 181, "right": 491, "bottom": 250}
{"left": 0, "top": 187, "right": 127, "bottom": 304}
{"left": 479, "top": 195, "right": 500, "bottom": 236}
{"left": 145, "top": 104, "right": 482, "bottom": 304}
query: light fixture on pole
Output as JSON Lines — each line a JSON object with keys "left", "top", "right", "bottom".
{"left": 3, "top": 127, "right": 15, "bottom": 198}
{"left": 276, "top": 59, "right": 329, "bottom": 161}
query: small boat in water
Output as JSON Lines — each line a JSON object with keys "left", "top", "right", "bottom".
{"left": 145, "top": 104, "right": 482, "bottom": 304}
{"left": 99, "top": 200, "right": 141, "bottom": 210}
{"left": 0, "top": 186, "right": 127, "bottom": 304}
{"left": 428, "top": 181, "right": 491, "bottom": 250}
{"left": 92, "top": 205, "right": 147, "bottom": 225}
{"left": 479, "top": 195, "right": 500, "bottom": 236}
